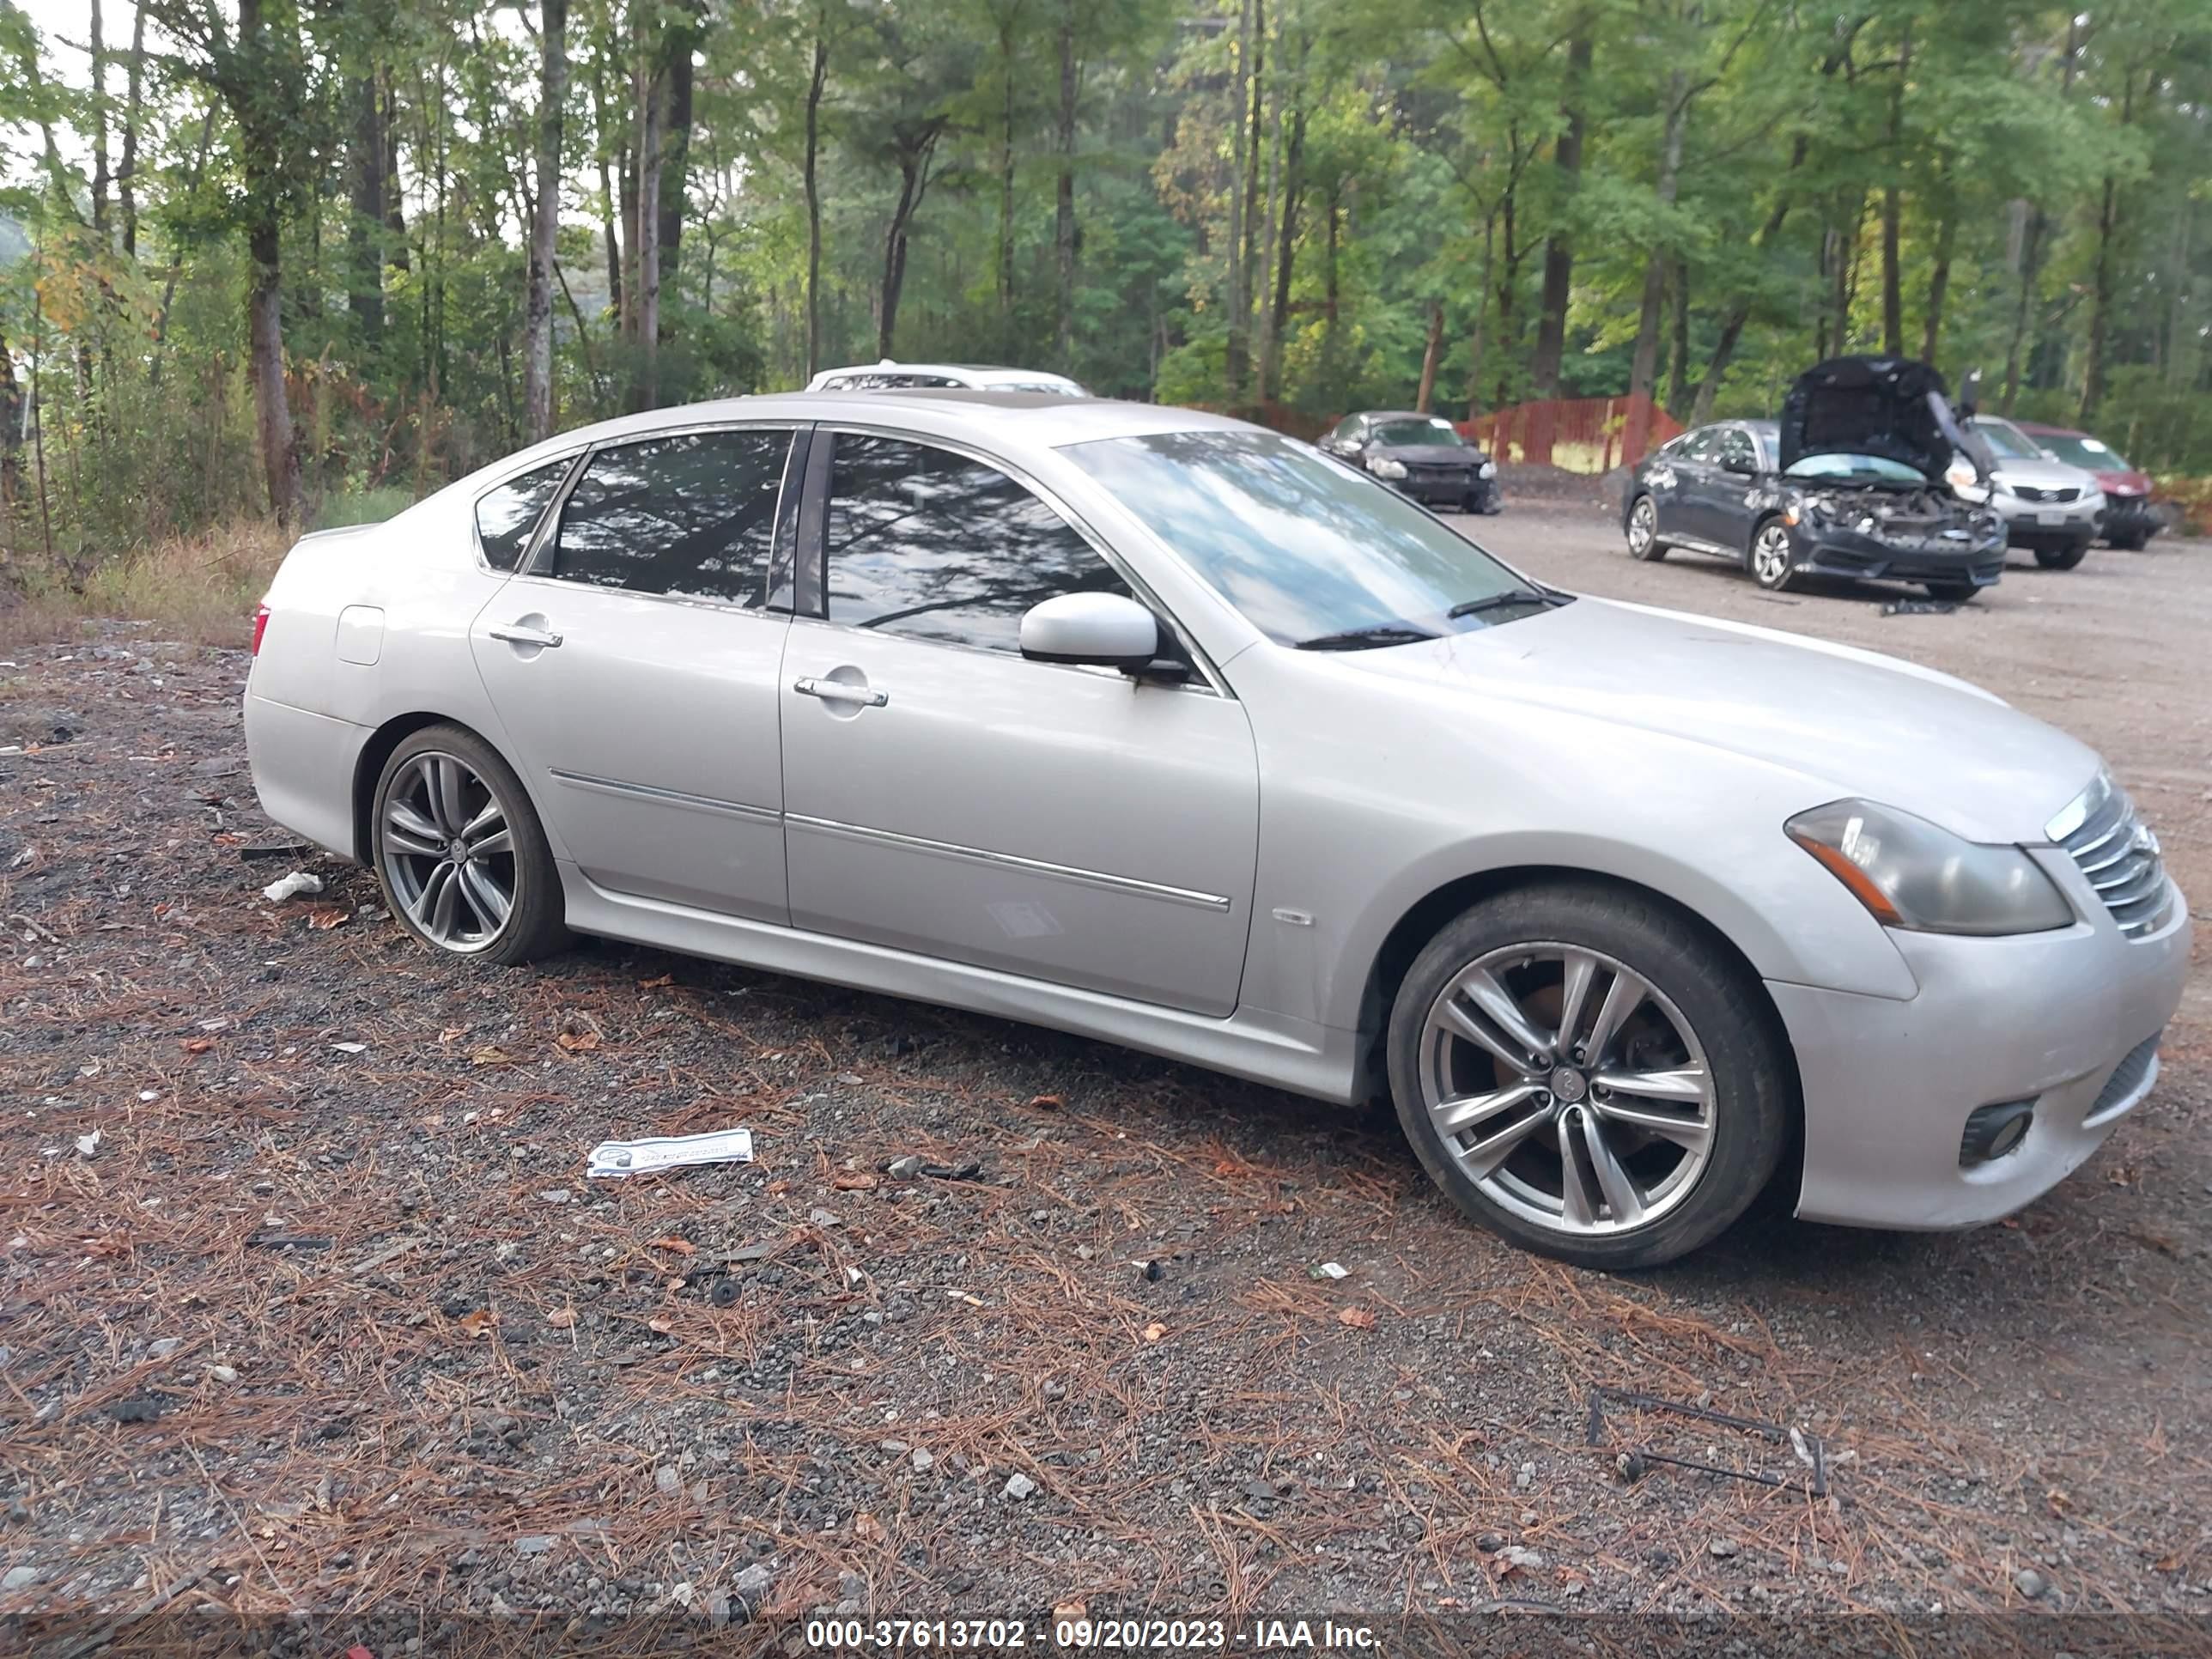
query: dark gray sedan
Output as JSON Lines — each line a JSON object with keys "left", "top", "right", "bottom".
{"left": 1320, "top": 411, "right": 1502, "bottom": 514}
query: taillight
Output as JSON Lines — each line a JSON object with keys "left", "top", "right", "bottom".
{"left": 251, "top": 604, "right": 270, "bottom": 656}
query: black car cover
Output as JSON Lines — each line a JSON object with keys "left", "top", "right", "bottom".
{"left": 1778, "top": 356, "right": 1968, "bottom": 480}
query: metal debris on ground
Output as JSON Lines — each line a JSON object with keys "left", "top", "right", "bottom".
{"left": 1584, "top": 1385, "right": 1828, "bottom": 1498}
{"left": 1880, "top": 598, "right": 1958, "bottom": 617}
{"left": 260, "top": 870, "right": 325, "bottom": 902}
{"left": 586, "top": 1127, "right": 756, "bottom": 1179}
{"left": 1309, "top": 1261, "right": 1349, "bottom": 1280}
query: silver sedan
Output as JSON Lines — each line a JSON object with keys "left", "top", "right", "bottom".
{"left": 244, "top": 392, "right": 2191, "bottom": 1267}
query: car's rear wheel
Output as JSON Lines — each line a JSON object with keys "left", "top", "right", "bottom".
{"left": 2033, "top": 540, "right": 2090, "bottom": 570}
{"left": 1923, "top": 580, "right": 1978, "bottom": 603}
{"left": 1624, "top": 495, "right": 1666, "bottom": 561}
{"left": 1747, "top": 519, "right": 1797, "bottom": 591}
{"left": 1385, "top": 883, "right": 1790, "bottom": 1269}
{"left": 372, "top": 725, "right": 569, "bottom": 965}
{"left": 2106, "top": 529, "right": 2145, "bottom": 551}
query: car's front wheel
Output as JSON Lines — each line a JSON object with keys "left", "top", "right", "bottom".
{"left": 1747, "top": 519, "right": 1797, "bottom": 591}
{"left": 1385, "top": 883, "right": 1790, "bottom": 1269}
{"left": 1624, "top": 495, "right": 1666, "bottom": 561}
{"left": 372, "top": 724, "right": 570, "bottom": 965}
{"left": 2033, "top": 539, "right": 2091, "bottom": 570}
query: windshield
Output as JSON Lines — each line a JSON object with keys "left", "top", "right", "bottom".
{"left": 998, "top": 380, "right": 1088, "bottom": 397}
{"left": 1370, "top": 418, "right": 1467, "bottom": 448}
{"left": 1972, "top": 419, "right": 2039, "bottom": 461}
{"left": 1060, "top": 429, "right": 1547, "bottom": 648}
{"left": 2037, "top": 432, "right": 2130, "bottom": 471}
{"left": 1784, "top": 453, "right": 1929, "bottom": 484}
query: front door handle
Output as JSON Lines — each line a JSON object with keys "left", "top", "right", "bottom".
{"left": 793, "top": 675, "right": 888, "bottom": 708}
{"left": 489, "top": 622, "right": 563, "bottom": 648}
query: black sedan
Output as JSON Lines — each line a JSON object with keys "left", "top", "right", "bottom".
{"left": 1320, "top": 411, "right": 1502, "bottom": 514}
{"left": 1620, "top": 357, "right": 2006, "bottom": 600}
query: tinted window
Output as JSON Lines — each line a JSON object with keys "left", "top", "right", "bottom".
{"left": 1715, "top": 428, "right": 1757, "bottom": 470}
{"left": 474, "top": 459, "right": 572, "bottom": 572}
{"left": 1062, "top": 430, "right": 1544, "bottom": 648}
{"left": 1678, "top": 428, "right": 1720, "bottom": 462}
{"left": 823, "top": 434, "right": 1135, "bottom": 653}
{"left": 1972, "top": 419, "right": 2039, "bottom": 461}
{"left": 1371, "top": 418, "right": 1467, "bottom": 448}
{"left": 548, "top": 429, "right": 791, "bottom": 605}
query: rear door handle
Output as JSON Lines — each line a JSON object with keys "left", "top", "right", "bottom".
{"left": 793, "top": 675, "right": 888, "bottom": 708}
{"left": 489, "top": 623, "right": 562, "bottom": 648}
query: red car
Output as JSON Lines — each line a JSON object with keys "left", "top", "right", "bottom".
{"left": 2014, "top": 421, "right": 2161, "bottom": 550}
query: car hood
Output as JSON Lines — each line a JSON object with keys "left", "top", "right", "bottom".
{"left": 2093, "top": 468, "right": 2151, "bottom": 495}
{"left": 1986, "top": 455, "right": 2100, "bottom": 492}
{"left": 1340, "top": 597, "right": 2097, "bottom": 843}
{"left": 1373, "top": 443, "right": 1483, "bottom": 465}
{"left": 1779, "top": 355, "right": 1967, "bottom": 480}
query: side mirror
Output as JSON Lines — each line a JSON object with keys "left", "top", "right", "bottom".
{"left": 1722, "top": 455, "right": 1758, "bottom": 477}
{"left": 1019, "top": 592, "right": 1162, "bottom": 674}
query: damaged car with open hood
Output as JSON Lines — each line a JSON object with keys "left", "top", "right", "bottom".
{"left": 1623, "top": 356, "right": 2007, "bottom": 600}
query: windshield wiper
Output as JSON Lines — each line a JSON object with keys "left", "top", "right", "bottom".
{"left": 1446, "top": 587, "right": 1572, "bottom": 619}
{"left": 1293, "top": 623, "right": 1442, "bottom": 652}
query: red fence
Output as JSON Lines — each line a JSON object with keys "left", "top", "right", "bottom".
{"left": 1459, "top": 393, "right": 1681, "bottom": 474}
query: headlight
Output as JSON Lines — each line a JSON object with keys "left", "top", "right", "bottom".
{"left": 1944, "top": 457, "right": 1977, "bottom": 491}
{"left": 1366, "top": 457, "right": 1407, "bottom": 480}
{"left": 1479, "top": 460, "right": 1497, "bottom": 480}
{"left": 1784, "top": 799, "right": 2073, "bottom": 936}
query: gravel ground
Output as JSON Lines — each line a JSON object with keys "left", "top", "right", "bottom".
{"left": 0, "top": 507, "right": 2207, "bottom": 1646}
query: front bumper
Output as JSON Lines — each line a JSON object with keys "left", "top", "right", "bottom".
{"left": 1991, "top": 494, "right": 2100, "bottom": 549}
{"left": 1388, "top": 472, "right": 1499, "bottom": 514}
{"left": 1790, "top": 522, "right": 2006, "bottom": 588}
{"left": 2100, "top": 495, "right": 2160, "bottom": 541}
{"left": 1774, "top": 854, "right": 2191, "bottom": 1231}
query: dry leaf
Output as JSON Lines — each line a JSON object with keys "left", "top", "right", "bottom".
{"left": 1338, "top": 1306, "right": 1376, "bottom": 1329}
{"left": 181, "top": 1037, "right": 214, "bottom": 1054}
{"left": 854, "top": 1511, "right": 885, "bottom": 1543}
{"left": 639, "top": 974, "right": 674, "bottom": 988}
{"left": 2154, "top": 1553, "right": 2181, "bottom": 1573}
{"left": 1053, "top": 1601, "right": 1087, "bottom": 1623}
{"left": 455, "top": 1309, "right": 499, "bottom": 1339}
{"left": 306, "top": 906, "right": 349, "bottom": 930}
{"left": 832, "top": 1171, "right": 879, "bottom": 1191}
{"left": 1027, "top": 1093, "right": 1064, "bottom": 1110}
{"left": 546, "top": 1307, "right": 577, "bottom": 1329}
{"left": 650, "top": 1237, "right": 697, "bottom": 1255}
{"left": 1142, "top": 1322, "right": 1167, "bottom": 1343}
{"left": 439, "top": 1026, "right": 467, "bottom": 1044}
{"left": 470, "top": 1046, "right": 512, "bottom": 1066}
{"left": 647, "top": 1315, "right": 674, "bottom": 1334}
{"left": 765, "top": 1178, "right": 793, "bottom": 1196}
{"left": 555, "top": 1030, "right": 602, "bottom": 1053}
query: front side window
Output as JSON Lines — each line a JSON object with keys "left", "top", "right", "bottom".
{"left": 823, "top": 433, "right": 1136, "bottom": 654}
{"left": 475, "top": 459, "right": 573, "bottom": 572}
{"left": 1677, "top": 428, "right": 1721, "bottom": 463}
{"left": 1972, "top": 419, "right": 2039, "bottom": 462}
{"left": 1061, "top": 429, "right": 1549, "bottom": 650}
{"left": 1716, "top": 428, "right": 1758, "bottom": 471}
{"left": 547, "top": 428, "right": 792, "bottom": 605}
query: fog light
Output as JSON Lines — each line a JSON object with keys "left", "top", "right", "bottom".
{"left": 1960, "top": 1100, "right": 2035, "bottom": 1166}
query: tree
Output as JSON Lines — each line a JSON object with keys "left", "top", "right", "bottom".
{"left": 525, "top": 0, "right": 568, "bottom": 441}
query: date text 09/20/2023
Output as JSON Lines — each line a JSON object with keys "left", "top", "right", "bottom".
{"left": 804, "top": 1618, "right": 1382, "bottom": 1650}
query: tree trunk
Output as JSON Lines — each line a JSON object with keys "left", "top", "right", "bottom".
{"left": 1528, "top": 29, "right": 1592, "bottom": 410}
{"left": 655, "top": 0, "right": 699, "bottom": 317}
{"left": 1053, "top": 0, "right": 1077, "bottom": 370}
{"left": 1316, "top": 185, "right": 1340, "bottom": 399}
{"left": 0, "top": 326, "right": 23, "bottom": 517}
{"left": 382, "top": 69, "right": 408, "bottom": 270}
{"left": 118, "top": 6, "right": 146, "bottom": 257}
{"left": 1664, "top": 256, "right": 1690, "bottom": 419}
{"left": 523, "top": 0, "right": 567, "bottom": 442}
{"left": 1239, "top": 0, "right": 1264, "bottom": 393}
{"left": 1414, "top": 298, "right": 1444, "bottom": 414}
{"left": 1224, "top": 0, "right": 1255, "bottom": 403}
{"left": 628, "top": 15, "right": 662, "bottom": 411}
{"left": 804, "top": 29, "right": 829, "bottom": 376}
{"left": 1919, "top": 184, "right": 1954, "bottom": 366}
{"left": 1626, "top": 67, "right": 1686, "bottom": 454}
{"left": 1879, "top": 23, "right": 1910, "bottom": 357}
{"left": 1464, "top": 220, "right": 1494, "bottom": 421}
{"left": 878, "top": 125, "right": 942, "bottom": 361}
{"left": 89, "top": 0, "right": 112, "bottom": 238}
{"left": 996, "top": 8, "right": 1020, "bottom": 354}
{"left": 1262, "top": 95, "right": 1305, "bottom": 403}
{"left": 1688, "top": 136, "right": 1808, "bottom": 423}
{"left": 2080, "top": 70, "right": 2137, "bottom": 424}
{"left": 348, "top": 73, "right": 387, "bottom": 344}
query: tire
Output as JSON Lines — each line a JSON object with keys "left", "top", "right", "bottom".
{"left": 2106, "top": 530, "right": 2145, "bottom": 552}
{"left": 371, "top": 723, "right": 570, "bottom": 966}
{"left": 2033, "top": 539, "right": 2090, "bottom": 570}
{"left": 1384, "top": 882, "right": 1791, "bottom": 1270}
{"left": 1624, "top": 495, "right": 1667, "bottom": 561}
{"left": 1747, "top": 517, "right": 1797, "bottom": 591}
{"left": 1923, "top": 580, "right": 1978, "bottom": 603}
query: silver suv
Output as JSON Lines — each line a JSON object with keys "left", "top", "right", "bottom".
{"left": 1967, "top": 416, "right": 2105, "bottom": 570}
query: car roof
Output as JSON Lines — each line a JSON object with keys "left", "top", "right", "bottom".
{"left": 814, "top": 362, "right": 1079, "bottom": 383}
{"left": 1353, "top": 410, "right": 1453, "bottom": 422}
{"left": 2012, "top": 420, "right": 2084, "bottom": 438}
{"left": 483, "top": 392, "right": 1252, "bottom": 478}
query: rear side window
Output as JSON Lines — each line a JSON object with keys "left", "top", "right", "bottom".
{"left": 822, "top": 433, "right": 1135, "bottom": 654}
{"left": 548, "top": 429, "right": 792, "bottom": 605}
{"left": 474, "top": 459, "right": 572, "bottom": 571}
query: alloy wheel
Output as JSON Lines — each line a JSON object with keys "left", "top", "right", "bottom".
{"left": 1626, "top": 497, "right": 1656, "bottom": 556}
{"left": 1751, "top": 523, "right": 1794, "bottom": 588}
{"left": 1414, "top": 943, "right": 1715, "bottom": 1237}
{"left": 378, "top": 750, "right": 517, "bottom": 952}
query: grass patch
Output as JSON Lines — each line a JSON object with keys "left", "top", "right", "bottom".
{"left": 313, "top": 484, "right": 416, "bottom": 531}
{"left": 0, "top": 518, "right": 292, "bottom": 652}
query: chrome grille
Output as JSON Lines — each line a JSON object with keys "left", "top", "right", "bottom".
{"left": 2047, "top": 773, "right": 2172, "bottom": 938}
{"left": 2086, "top": 1030, "right": 2162, "bottom": 1124}
{"left": 2013, "top": 484, "right": 2081, "bottom": 504}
